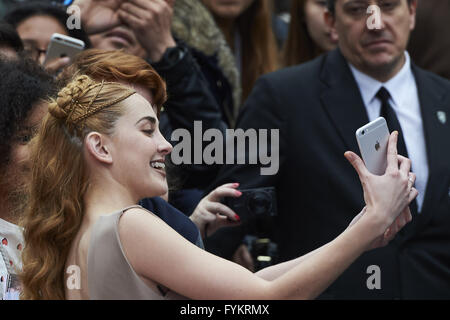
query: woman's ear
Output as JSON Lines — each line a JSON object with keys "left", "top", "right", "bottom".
{"left": 85, "top": 132, "right": 113, "bottom": 164}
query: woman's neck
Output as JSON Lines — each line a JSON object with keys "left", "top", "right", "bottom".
{"left": 82, "top": 178, "right": 138, "bottom": 223}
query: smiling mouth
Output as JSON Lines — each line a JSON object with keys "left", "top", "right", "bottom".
{"left": 150, "top": 160, "right": 166, "bottom": 175}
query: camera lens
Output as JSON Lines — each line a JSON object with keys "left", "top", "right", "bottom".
{"left": 362, "top": 130, "right": 365, "bottom": 135}
{"left": 247, "top": 191, "right": 272, "bottom": 215}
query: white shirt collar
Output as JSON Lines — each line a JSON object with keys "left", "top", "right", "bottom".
{"left": 348, "top": 51, "right": 413, "bottom": 109}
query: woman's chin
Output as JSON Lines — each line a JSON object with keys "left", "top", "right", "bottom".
{"left": 143, "top": 182, "right": 168, "bottom": 199}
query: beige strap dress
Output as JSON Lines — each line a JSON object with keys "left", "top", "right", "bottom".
{"left": 87, "top": 205, "right": 187, "bottom": 300}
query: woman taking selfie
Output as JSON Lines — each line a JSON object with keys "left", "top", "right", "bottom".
{"left": 20, "top": 75, "right": 416, "bottom": 299}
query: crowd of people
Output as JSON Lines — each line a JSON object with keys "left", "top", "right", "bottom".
{"left": 0, "top": 0, "right": 449, "bottom": 300}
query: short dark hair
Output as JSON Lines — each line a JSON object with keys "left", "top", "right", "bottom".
{"left": 4, "top": 2, "right": 91, "bottom": 48}
{"left": 327, "top": 0, "right": 413, "bottom": 15}
{"left": 0, "top": 20, "right": 23, "bottom": 52}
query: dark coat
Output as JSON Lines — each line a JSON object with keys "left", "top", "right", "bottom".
{"left": 408, "top": 0, "right": 450, "bottom": 80}
{"left": 151, "top": 42, "right": 227, "bottom": 198}
{"left": 205, "top": 49, "right": 450, "bottom": 299}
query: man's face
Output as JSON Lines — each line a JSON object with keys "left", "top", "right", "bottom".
{"left": 74, "top": 0, "right": 146, "bottom": 58}
{"left": 328, "top": 0, "right": 417, "bottom": 78}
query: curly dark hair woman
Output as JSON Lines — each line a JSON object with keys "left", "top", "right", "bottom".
{"left": 0, "top": 57, "right": 56, "bottom": 224}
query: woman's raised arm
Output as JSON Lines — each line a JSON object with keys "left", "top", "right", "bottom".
{"left": 118, "top": 132, "right": 417, "bottom": 299}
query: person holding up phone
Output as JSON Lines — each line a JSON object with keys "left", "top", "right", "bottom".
{"left": 4, "top": 2, "right": 90, "bottom": 74}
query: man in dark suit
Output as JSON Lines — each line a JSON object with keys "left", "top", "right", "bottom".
{"left": 205, "top": 0, "right": 450, "bottom": 299}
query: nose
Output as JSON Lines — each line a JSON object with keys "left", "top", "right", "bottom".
{"left": 157, "top": 133, "right": 173, "bottom": 156}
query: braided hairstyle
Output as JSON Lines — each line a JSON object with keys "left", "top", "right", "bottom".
{"left": 20, "top": 75, "right": 135, "bottom": 299}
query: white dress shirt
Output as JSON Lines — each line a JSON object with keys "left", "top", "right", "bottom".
{"left": 348, "top": 52, "right": 428, "bottom": 212}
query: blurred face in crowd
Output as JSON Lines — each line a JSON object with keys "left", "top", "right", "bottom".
{"left": 74, "top": 0, "right": 146, "bottom": 58}
{"left": 5, "top": 102, "right": 47, "bottom": 186}
{"left": 304, "top": 0, "right": 338, "bottom": 52}
{"left": 326, "top": 0, "right": 417, "bottom": 80}
{"left": 16, "top": 15, "right": 68, "bottom": 64}
{"left": 201, "top": 0, "right": 255, "bottom": 19}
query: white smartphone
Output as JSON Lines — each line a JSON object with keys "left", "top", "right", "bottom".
{"left": 43, "top": 33, "right": 85, "bottom": 65}
{"left": 355, "top": 117, "right": 390, "bottom": 175}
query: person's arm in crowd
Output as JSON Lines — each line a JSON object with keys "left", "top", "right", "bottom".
{"left": 150, "top": 41, "right": 228, "bottom": 136}
{"left": 118, "top": 135, "right": 416, "bottom": 299}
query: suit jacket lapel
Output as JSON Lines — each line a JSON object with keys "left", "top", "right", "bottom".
{"left": 410, "top": 65, "right": 450, "bottom": 232}
{"left": 319, "top": 49, "right": 370, "bottom": 155}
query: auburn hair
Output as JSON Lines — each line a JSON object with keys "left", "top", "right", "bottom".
{"left": 236, "top": 0, "right": 279, "bottom": 101}
{"left": 282, "top": 0, "right": 325, "bottom": 67}
{"left": 20, "top": 75, "right": 139, "bottom": 299}
{"left": 58, "top": 49, "right": 167, "bottom": 116}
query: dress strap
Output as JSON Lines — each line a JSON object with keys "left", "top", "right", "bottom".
{"left": 121, "top": 204, "right": 144, "bottom": 213}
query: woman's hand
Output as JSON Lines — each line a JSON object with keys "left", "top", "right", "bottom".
{"left": 344, "top": 131, "right": 418, "bottom": 246}
{"left": 190, "top": 183, "right": 242, "bottom": 238}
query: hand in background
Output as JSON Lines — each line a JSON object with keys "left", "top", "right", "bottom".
{"left": 190, "top": 183, "right": 242, "bottom": 238}
{"left": 44, "top": 57, "right": 71, "bottom": 74}
{"left": 118, "top": 0, "right": 176, "bottom": 62}
{"left": 73, "top": 0, "right": 122, "bottom": 35}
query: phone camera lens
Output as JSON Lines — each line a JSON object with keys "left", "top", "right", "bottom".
{"left": 362, "top": 130, "right": 365, "bottom": 135}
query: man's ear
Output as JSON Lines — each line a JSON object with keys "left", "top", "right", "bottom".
{"left": 409, "top": 0, "right": 418, "bottom": 30}
{"left": 85, "top": 132, "right": 113, "bottom": 164}
{"left": 325, "top": 10, "right": 339, "bottom": 43}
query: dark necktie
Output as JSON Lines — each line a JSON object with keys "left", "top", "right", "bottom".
{"left": 376, "top": 87, "right": 418, "bottom": 215}
{"left": 376, "top": 87, "right": 409, "bottom": 158}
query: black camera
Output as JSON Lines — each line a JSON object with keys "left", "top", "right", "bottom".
{"left": 222, "top": 187, "right": 277, "bottom": 224}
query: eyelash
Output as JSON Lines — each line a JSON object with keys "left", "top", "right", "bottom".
{"left": 18, "top": 134, "right": 32, "bottom": 144}
{"left": 143, "top": 129, "right": 155, "bottom": 136}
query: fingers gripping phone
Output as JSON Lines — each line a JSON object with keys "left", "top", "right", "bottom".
{"left": 43, "top": 33, "right": 85, "bottom": 65}
{"left": 356, "top": 117, "right": 390, "bottom": 175}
